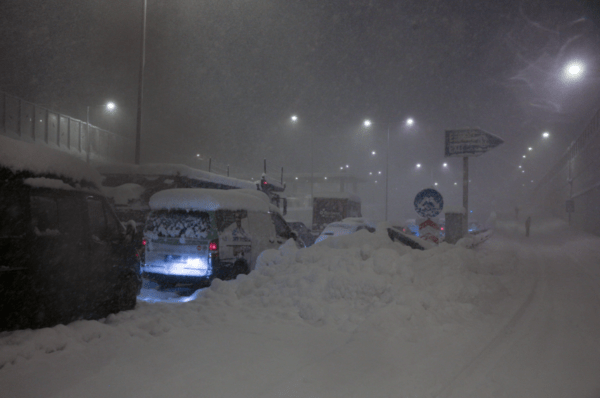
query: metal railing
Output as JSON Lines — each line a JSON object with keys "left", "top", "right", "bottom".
{"left": 0, "top": 91, "right": 134, "bottom": 164}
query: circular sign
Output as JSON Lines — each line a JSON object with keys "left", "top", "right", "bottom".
{"left": 414, "top": 188, "right": 444, "bottom": 218}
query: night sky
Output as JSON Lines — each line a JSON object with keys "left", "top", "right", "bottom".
{"left": 2, "top": 0, "right": 600, "bottom": 220}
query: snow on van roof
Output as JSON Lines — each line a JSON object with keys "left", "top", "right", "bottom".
{"left": 97, "top": 162, "right": 256, "bottom": 189}
{"left": 0, "top": 135, "right": 102, "bottom": 187}
{"left": 313, "top": 192, "right": 361, "bottom": 202}
{"left": 149, "top": 188, "right": 272, "bottom": 212}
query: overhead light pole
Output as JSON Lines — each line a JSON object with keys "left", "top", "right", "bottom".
{"left": 134, "top": 0, "right": 147, "bottom": 165}
{"left": 86, "top": 102, "right": 117, "bottom": 164}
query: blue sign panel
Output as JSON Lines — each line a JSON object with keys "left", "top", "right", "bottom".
{"left": 414, "top": 188, "right": 444, "bottom": 218}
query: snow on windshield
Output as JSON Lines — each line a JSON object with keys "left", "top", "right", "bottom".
{"left": 144, "top": 209, "right": 211, "bottom": 240}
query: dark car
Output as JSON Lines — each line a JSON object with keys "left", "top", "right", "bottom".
{"left": 0, "top": 135, "right": 141, "bottom": 331}
{"left": 287, "top": 220, "right": 316, "bottom": 247}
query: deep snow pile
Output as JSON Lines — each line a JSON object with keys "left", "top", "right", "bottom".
{"left": 0, "top": 224, "right": 519, "bottom": 369}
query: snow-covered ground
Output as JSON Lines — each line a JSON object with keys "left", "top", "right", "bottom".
{"left": 2, "top": 214, "right": 600, "bottom": 398}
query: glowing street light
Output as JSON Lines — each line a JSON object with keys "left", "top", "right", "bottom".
{"left": 528, "top": 147, "right": 533, "bottom": 151}
{"left": 442, "top": 163, "right": 448, "bottom": 168}
{"left": 406, "top": 118, "right": 414, "bottom": 126}
{"left": 106, "top": 102, "right": 116, "bottom": 111}
{"left": 291, "top": 115, "right": 298, "bottom": 122}
{"left": 565, "top": 61, "right": 584, "bottom": 78}
{"left": 363, "top": 119, "right": 372, "bottom": 127}
{"left": 523, "top": 155, "right": 526, "bottom": 158}
{"left": 372, "top": 151, "right": 376, "bottom": 155}
{"left": 416, "top": 163, "right": 421, "bottom": 168}
{"left": 542, "top": 131, "right": 550, "bottom": 138}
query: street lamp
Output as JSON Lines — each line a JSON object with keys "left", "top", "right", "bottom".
{"left": 366, "top": 117, "right": 415, "bottom": 221}
{"left": 135, "top": 0, "right": 148, "bottom": 165}
{"left": 542, "top": 131, "right": 550, "bottom": 138}
{"left": 86, "top": 102, "right": 117, "bottom": 164}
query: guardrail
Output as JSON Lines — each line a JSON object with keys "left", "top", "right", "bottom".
{"left": 0, "top": 91, "right": 133, "bottom": 164}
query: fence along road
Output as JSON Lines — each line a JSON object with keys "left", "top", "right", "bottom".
{"left": 0, "top": 91, "right": 133, "bottom": 165}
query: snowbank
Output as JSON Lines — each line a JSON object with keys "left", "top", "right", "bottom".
{"left": 0, "top": 134, "right": 102, "bottom": 187}
{"left": 0, "top": 222, "right": 518, "bottom": 372}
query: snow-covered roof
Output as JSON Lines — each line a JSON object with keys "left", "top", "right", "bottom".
{"left": 0, "top": 135, "right": 102, "bottom": 187}
{"left": 313, "top": 192, "right": 361, "bottom": 202}
{"left": 102, "top": 183, "right": 146, "bottom": 205}
{"left": 149, "top": 188, "right": 272, "bottom": 212}
{"left": 97, "top": 162, "right": 256, "bottom": 190}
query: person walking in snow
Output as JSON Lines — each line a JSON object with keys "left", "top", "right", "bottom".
{"left": 525, "top": 216, "right": 531, "bottom": 237}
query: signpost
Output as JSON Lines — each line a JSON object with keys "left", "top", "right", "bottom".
{"left": 444, "top": 128, "right": 504, "bottom": 236}
{"left": 414, "top": 188, "right": 444, "bottom": 244}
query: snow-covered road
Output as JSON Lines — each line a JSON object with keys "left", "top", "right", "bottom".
{"left": 437, "top": 226, "right": 600, "bottom": 398}
{"left": 1, "top": 215, "right": 599, "bottom": 398}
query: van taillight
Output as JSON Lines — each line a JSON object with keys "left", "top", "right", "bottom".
{"left": 209, "top": 241, "right": 218, "bottom": 251}
{"left": 142, "top": 238, "right": 148, "bottom": 246}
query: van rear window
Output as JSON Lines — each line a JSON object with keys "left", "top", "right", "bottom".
{"left": 144, "top": 210, "right": 211, "bottom": 239}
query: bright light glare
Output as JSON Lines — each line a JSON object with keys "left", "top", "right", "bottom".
{"left": 443, "top": 163, "right": 448, "bottom": 168}
{"left": 523, "top": 155, "right": 526, "bottom": 158}
{"left": 106, "top": 102, "right": 116, "bottom": 111}
{"left": 518, "top": 165, "right": 522, "bottom": 168}
{"left": 340, "top": 166, "right": 344, "bottom": 170}
{"left": 406, "top": 118, "right": 414, "bottom": 126}
{"left": 291, "top": 115, "right": 298, "bottom": 122}
{"left": 565, "top": 62, "right": 584, "bottom": 78}
{"left": 528, "top": 147, "right": 533, "bottom": 151}
{"left": 416, "top": 163, "right": 421, "bottom": 168}
{"left": 372, "top": 151, "right": 376, "bottom": 155}
{"left": 369, "top": 172, "right": 372, "bottom": 175}
{"left": 363, "top": 119, "right": 372, "bottom": 127}
{"left": 346, "top": 164, "right": 349, "bottom": 168}
{"left": 378, "top": 171, "right": 382, "bottom": 175}
{"left": 324, "top": 177, "right": 327, "bottom": 180}
{"left": 434, "top": 182, "right": 438, "bottom": 186}
{"left": 543, "top": 132, "right": 550, "bottom": 138}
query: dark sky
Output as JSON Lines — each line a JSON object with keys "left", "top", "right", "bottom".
{"left": 1, "top": 0, "right": 600, "bottom": 219}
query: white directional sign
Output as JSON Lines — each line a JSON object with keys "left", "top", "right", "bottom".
{"left": 445, "top": 129, "right": 504, "bottom": 157}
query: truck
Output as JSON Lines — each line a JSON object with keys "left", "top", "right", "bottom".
{"left": 312, "top": 193, "right": 361, "bottom": 234}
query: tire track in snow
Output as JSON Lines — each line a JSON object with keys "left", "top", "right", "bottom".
{"left": 433, "top": 249, "right": 542, "bottom": 398}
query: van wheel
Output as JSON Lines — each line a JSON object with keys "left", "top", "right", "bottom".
{"left": 114, "top": 276, "right": 137, "bottom": 312}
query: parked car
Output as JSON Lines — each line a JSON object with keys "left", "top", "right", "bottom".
{"left": 314, "top": 218, "right": 377, "bottom": 244}
{"left": 142, "top": 188, "right": 300, "bottom": 289}
{"left": 287, "top": 220, "right": 316, "bottom": 247}
{"left": 0, "top": 135, "right": 141, "bottom": 331}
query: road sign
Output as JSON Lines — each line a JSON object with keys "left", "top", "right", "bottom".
{"left": 445, "top": 129, "right": 504, "bottom": 157}
{"left": 414, "top": 188, "right": 444, "bottom": 218}
{"left": 419, "top": 218, "right": 440, "bottom": 244}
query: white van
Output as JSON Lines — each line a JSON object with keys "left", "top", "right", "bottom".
{"left": 142, "top": 188, "right": 299, "bottom": 289}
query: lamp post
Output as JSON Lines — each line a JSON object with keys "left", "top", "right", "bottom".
{"left": 86, "top": 102, "right": 117, "bottom": 164}
{"left": 134, "top": 0, "right": 148, "bottom": 165}
{"left": 367, "top": 117, "right": 414, "bottom": 222}
{"left": 290, "top": 115, "right": 314, "bottom": 203}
